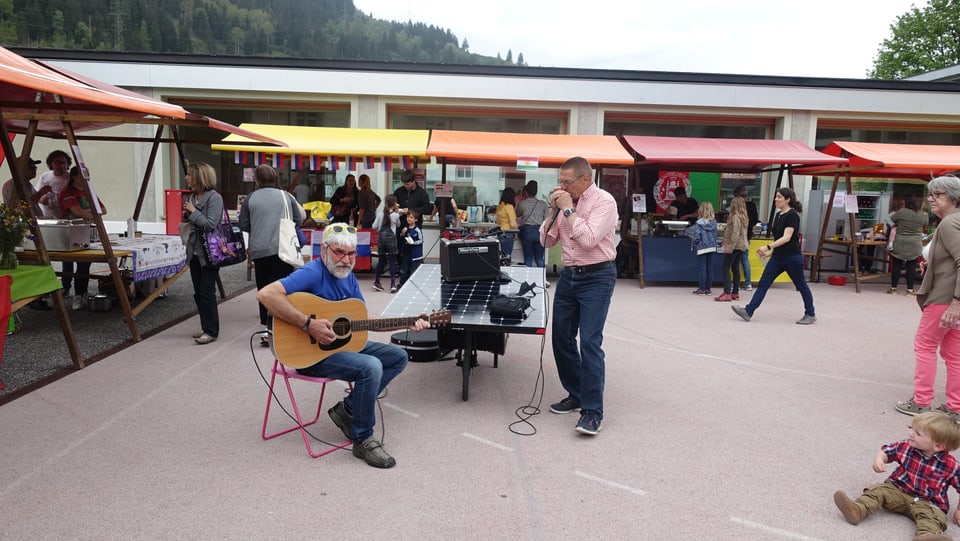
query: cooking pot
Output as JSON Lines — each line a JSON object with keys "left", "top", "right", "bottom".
{"left": 87, "top": 294, "right": 113, "bottom": 312}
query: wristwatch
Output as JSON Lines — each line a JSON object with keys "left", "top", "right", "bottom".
{"left": 562, "top": 207, "right": 575, "bottom": 218}
{"left": 301, "top": 315, "right": 314, "bottom": 331}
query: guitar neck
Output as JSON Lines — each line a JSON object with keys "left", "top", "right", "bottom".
{"left": 351, "top": 315, "right": 424, "bottom": 332}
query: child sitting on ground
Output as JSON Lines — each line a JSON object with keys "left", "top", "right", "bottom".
{"left": 834, "top": 411, "right": 960, "bottom": 541}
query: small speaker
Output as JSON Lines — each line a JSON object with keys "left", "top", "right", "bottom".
{"left": 439, "top": 238, "right": 500, "bottom": 282}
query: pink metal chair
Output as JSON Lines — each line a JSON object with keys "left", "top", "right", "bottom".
{"left": 261, "top": 358, "right": 352, "bottom": 458}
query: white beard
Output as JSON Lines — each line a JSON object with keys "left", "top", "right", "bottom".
{"left": 325, "top": 258, "right": 354, "bottom": 279}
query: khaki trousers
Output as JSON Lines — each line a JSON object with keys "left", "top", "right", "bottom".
{"left": 857, "top": 480, "right": 948, "bottom": 536}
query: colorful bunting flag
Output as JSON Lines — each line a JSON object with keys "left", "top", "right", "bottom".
{"left": 253, "top": 152, "right": 266, "bottom": 166}
{"left": 345, "top": 156, "right": 357, "bottom": 171}
{"left": 234, "top": 151, "right": 248, "bottom": 165}
{"left": 274, "top": 154, "right": 285, "bottom": 169}
{"left": 381, "top": 156, "right": 393, "bottom": 172}
{"left": 326, "top": 156, "right": 339, "bottom": 170}
{"left": 364, "top": 156, "right": 376, "bottom": 170}
{"left": 400, "top": 156, "right": 414, "bottom": 169}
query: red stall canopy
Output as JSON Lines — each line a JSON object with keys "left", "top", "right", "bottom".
{"left": 620, "top": 135, "right": 848, "bottom": 172}
{"left": 427, "top": 130, "right": 635, "bottom": 167}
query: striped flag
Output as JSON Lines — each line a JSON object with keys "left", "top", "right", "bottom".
{"left": 273, "top": 153, "right": 285, "bottom": 169}
{"left": 326, "top": 156, "right": 339, "bottom": 170}
{"left": 364, "top": 156, "right": 376, "bottom": 170}
{"left": 345, "top": 156, "right": 357, "bottom": 171}
{"left": 400, "top": 156, "right": 414, "bottom": 169}
{"left": 252, "top": 152, "right": 266, "bottom": 166}
{"left": 309, "top": 155, "right": 319, "bottom": 170}
{"left": 234, "top": 151, "right": 248, "bottom": 165}
{"left": 381, "top": 156, "right": 393, "bottom": 172}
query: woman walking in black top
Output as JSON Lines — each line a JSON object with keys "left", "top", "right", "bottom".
{"left": 731, "top": 187, "right": 816, "bottom": 325}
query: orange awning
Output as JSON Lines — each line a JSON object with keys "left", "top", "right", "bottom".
{"left": 620, "top": 135, "right": 848, "bottom": 173}
{"left": 426, "top": 130, "right": 634, "bottom": 167}
{"left": 0, "top": 46, "right": 284, "bottom": 146}
{"left": 794, "top": 141, "right": 960, "bottom": 179}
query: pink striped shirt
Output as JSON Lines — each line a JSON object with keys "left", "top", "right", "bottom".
{"left": 540, "top": 183, "right": 618, "bottom": 266}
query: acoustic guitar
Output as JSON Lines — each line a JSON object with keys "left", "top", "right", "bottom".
{"left": 272, "top": 292, "right": 452, "bottom": 369}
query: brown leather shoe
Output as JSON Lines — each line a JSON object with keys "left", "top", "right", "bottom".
{"left": 194, "top": 334, "right": 217, "bottom": 345}
{"left": 833, "top": 490, "right": 863, "bottom": 525}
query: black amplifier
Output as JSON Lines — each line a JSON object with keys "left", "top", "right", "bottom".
{"left": 439, "top": 238, "right": 500, "bottom": 281}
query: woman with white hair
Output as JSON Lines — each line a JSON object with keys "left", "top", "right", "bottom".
{"left": 896, "top": 175, "right": 960, "bottom": 420}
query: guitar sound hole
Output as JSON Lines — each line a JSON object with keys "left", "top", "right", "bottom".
{"left": 332, "top": 317, "right": 352, "bottom": 338}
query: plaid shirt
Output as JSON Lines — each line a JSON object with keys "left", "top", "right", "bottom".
{"left": 882, "top": 439, "right": 960, "bottom": 512}
{"left": 540, "top": 183, "right": 618, "bottom": 266}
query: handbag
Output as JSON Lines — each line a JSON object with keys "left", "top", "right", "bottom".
{"left": 278, "top": 191, "right": 304, "bottom": 267}
{"left": 203, "top": 208, "right": 247, "bottom": 268}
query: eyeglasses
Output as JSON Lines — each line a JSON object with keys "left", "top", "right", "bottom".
{"left": 929, "top": 191, "right": 947, "bottom": 200}
{"left": 326, "top": 246, "right": 357, "bottom": 260}
{"left": 558, "top": 173, "right": 586, "bottom": 186}
{"left": 322, "top": 223, "right": 357, "bottom": 242}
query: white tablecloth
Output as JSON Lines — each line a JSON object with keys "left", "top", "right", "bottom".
{"left": 90, "top": 235, "right": 186, "bottom": 282}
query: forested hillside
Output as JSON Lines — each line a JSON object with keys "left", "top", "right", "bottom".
{"left": 0, "top": 0, "right": 524, "bottom": 65}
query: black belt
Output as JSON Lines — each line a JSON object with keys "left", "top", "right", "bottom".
{"left": 568, "top": 261, "right": 614, "bottom": 274}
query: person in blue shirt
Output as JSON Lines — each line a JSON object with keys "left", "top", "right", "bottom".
{"left": 256, "top": 225, "right": 431, "bottom": 468}
{"left": 398, "top": 210, "right": 424, "bottom": 287}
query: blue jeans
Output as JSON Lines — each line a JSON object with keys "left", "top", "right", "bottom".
{"left": 552, "top": 264, "right": 616, "bottom": 416}
{"left": 499, "top": 232, "right": 515, "bottom": 262}
{"left": 298, "top": 341, "right": 408, "bottom": 442}
{"left": 697, "top": 252, "right": 715, "bottom": 291}
{"left": 519, "top": 225, "right": 545, "bottom": 267}
{"left": 740, "top": 249, "right": 752, "bottom": 284}
{"left": 189, "top": 255, "right": 220, "bottom": 337}
{"left": 744, "top": 252, "right": 815, "bottom": 317}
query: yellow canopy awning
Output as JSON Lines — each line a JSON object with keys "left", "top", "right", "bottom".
{"left": 212, "top": 124, "right": 430, "bottom": 158}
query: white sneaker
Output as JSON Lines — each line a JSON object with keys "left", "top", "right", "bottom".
{"left": 544, "top": 280, "right": 551, "bottom": 288}
{"left": 71, "top": 295, "right": 86, "bottom": 311}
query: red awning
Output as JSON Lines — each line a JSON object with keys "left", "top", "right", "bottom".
{"left": 427, "top": 130, "right": 635, "bottom": 167}
{"left": 620, "top": 135, "right": 848, "bottom": 173}
{"left": 794, "top": 141, "right": 960, "bottom": 179}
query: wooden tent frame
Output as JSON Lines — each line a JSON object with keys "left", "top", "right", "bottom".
{"left": 0, "top": 49, "right": 283, "bottom": 368}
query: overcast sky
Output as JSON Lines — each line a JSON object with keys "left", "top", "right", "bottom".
{"left": 353, "top": 0, "right": 920, "bottom": 78}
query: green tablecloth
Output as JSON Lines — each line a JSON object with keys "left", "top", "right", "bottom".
{"left": 0, "top": 264, "right": 61, "bottom": 302}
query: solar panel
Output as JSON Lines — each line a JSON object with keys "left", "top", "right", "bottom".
{"left": 381, "top": 264, "right": 547, "bottom": 334}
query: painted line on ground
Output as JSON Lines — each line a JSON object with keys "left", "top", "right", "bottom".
{"left": 606, "top": 330, "right": 908, "bottom": 390}
{"left": 574, "top": 470, "right": 646, "bottom": 495}
{"left": 382, "top": 402, "right": 421, "bottom": 418}
{"left": 462, "top": 432, "right": 514, "bottom": 451}
{"left": 729, "top": 517, "right": 825, "bottom": 540}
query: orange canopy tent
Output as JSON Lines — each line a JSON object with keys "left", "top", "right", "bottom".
{"left": 0, "top": 46, "right": 283, "bottom": 366}
{"left": 795, "top": 141, "right": 960, "bottom": 179}
{"left": 793, "top": 141, "right": 960, "bottom": 292}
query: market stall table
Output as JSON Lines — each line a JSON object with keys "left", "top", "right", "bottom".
{"left": 381, "top": 264, "right": 547, "bottom": 401}
{"left": 19, "top": 234, "right": 188, "bottom": 336}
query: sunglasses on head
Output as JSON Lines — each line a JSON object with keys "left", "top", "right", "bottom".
{"left": 322, "top": 223, "right": 357, "bottom": 242}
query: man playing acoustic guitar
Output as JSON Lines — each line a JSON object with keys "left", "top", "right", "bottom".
{"left": 257, "top": 224, "right": 433, "bottom": 468}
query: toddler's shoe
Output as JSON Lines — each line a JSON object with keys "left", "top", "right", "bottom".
{"left": 833, "top": 490, "right": 862, "bottom": 525}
